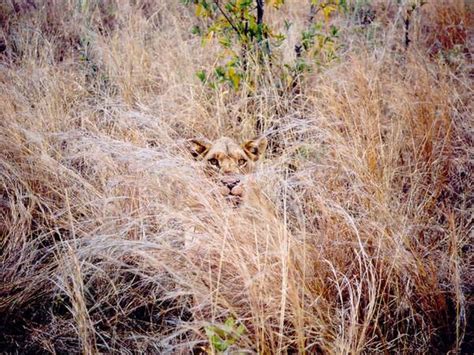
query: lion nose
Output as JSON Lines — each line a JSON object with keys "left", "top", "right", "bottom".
{"left": 221, "top": 176, "right": 240, "bottom": 190}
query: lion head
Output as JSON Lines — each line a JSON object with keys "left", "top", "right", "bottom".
{"left": 188, "top": 136, "right": 267, "bottom": 204}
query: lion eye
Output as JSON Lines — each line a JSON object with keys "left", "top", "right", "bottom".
{"left": 208, "top": 158, "right": 219, "bottom": 167}
{"left": 238, "top": 158, "right": 247, "bottom": 166}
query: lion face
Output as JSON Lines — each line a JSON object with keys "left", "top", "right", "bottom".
{"left": 188, "top": 136, "right": 267, "bottom": 203}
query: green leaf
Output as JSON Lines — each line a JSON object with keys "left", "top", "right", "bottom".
{"left": 269, "top": 0, "right": 285, "bottom": 8}
{"left": 196, "top": 70, "right": 207, "bottom": 83}
{"left": 191, "top": 25, "right": 201, "bottom": 36}
{"left": 273, "top": 32, "right": 286, "bottom": 47}
{"left": 195, "top": 3, "right": 204, "bottom": 17}
{"left": 227, "top": 67, "right": 241, "bottom": 89}
{"left": 224, "top": 317, "right": 236, "bottom": 328}
{"left": 215, "top": 66, "right": 226, "bottom": 81}
{"left": 201, "top": 30, "right": 214, "bottom": 46}
{"left": 204, "top": 317, "right": 246, "bottom": 352}
{"left": 237, "top": 0, "right": 253, "bottom": 9}
{"left": 219, "top": 35, "right": 232, "bottom": 48}
{"left": 224, "top": 1, "right": 234, "bottom": 12}
{"left": 313, "top": 22, "right": 323, "bottom": 31}
{"left": 339, "top": 0, "right": 348, "bottom": 12}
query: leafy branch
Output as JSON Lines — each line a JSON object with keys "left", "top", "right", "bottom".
{"left": 184, "top": 0, "right": 344, "bottom": 91}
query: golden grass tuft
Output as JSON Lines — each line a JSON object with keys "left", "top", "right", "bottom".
{"left": 1, "top": 0, "right": 472, "bottom": 353}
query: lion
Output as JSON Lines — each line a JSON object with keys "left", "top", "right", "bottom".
{"left": 183, "top": 136, "right": 275, "bottom": 334}
{"left": 188, "top": 136, "right": 267, "bottom": 204}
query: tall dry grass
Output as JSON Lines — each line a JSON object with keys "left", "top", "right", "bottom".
{"left": 1, "top": 0, "right": 472, "bottom": 353}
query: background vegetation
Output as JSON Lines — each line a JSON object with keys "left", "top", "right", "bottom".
{"left": 1, "top": 0, "right": 472, "bottom": 353}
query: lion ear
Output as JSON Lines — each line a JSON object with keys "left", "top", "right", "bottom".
{"left": 187, "top": 138, "right": 211, "bottom": 159}
{"left": 242, "top": 136, "right": 268, "bottom": 161}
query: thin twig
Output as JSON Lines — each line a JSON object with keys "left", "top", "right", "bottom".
{"left": 213, "top": 0, "right": 241, "bottom": 36}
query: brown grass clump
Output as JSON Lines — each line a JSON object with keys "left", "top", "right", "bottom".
{"left": 1, "top": 1, "right": 472, "bottom": 353}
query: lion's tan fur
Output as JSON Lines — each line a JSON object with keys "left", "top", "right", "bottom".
{"left": 184, "top": 136, "right": 268, "bottom": 247}
{"left": 188, "top": 136, "right": 267, "bottom": 202}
